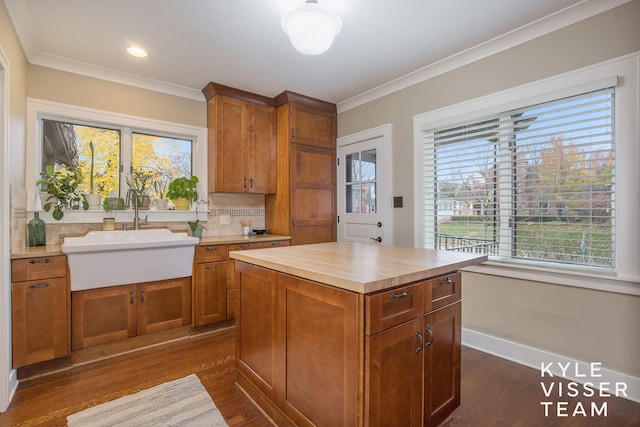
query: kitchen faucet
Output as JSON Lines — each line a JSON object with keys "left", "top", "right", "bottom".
{"left": 126, "top": 188, "right": 140, "bottom": 230}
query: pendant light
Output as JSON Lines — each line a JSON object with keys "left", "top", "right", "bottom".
{"left": 281, "top": 0, "right": 342, "bottom": 55}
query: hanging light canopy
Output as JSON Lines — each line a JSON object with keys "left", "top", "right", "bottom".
{"left": 281, "top": 0, "right": 342, "bottom": 55}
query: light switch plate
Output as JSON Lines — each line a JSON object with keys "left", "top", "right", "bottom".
{"left": 220, "top": 214, "right": 230, "bottom": 225}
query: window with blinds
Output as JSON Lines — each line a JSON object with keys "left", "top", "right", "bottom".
{"left": 423, "top": 87, "right": 615, "bottom": 268}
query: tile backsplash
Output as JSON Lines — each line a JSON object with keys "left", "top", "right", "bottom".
{"left": 10, "top": 191, "right": 269, "bottom": 250}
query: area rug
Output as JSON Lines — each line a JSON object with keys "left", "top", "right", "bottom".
{"left": 67, "top": 374, "right": 228, "bottom": 426}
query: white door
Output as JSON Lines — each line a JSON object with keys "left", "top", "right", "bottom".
{"left": 337, "top": 125, "right": 391, "bottom": 245}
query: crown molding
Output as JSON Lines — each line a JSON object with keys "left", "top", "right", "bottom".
{"left": 337, "top": 0, "right": 631, "bottom": 113}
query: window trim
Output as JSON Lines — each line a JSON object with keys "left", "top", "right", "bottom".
{"left": 413, "top": 52, "right": 640, "bottom": 290}
{"left": 26, "top": 98, "right": 207, "bottom": 222}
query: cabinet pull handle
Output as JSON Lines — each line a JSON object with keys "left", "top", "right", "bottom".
{"left": 206, "top": 246, "right": 218, "bottom": 251}
{"left": 244, "top": 177, "right": 247, "bottom": 189}
{"left": 239, "top": 244, "right": 250, "bottom": 249}
{"left": 206, "top": 265, "right": 218, "bottom": 270}
{"left": 438, "top": 277, "right": 453, "bottom": 286}
{"left": 28, "top": 282, "right": 50, "bottom": 289}
{"left": 140, "top": 290, "right": 145, "bottom": 303}
{"left": 129, "top": 291, "right": 134, "bottom": 304}
{"left": 249, "top": 178, "right": 254, "bottom": 188}
{"left": 271, "top": 242, "right": 281, "bottom": 246}
{"left": 425, "top": 325, "right": 433, "bottom": 349}
{"left": 29, "top": 258, "right": 50, "bottom": 264}
{"left": 390, "top": 289, "right": 408, "bottom": 299}
{"left": 291, "top": 128, "right": 295, "bottom": 139}
{"left": 416, "top": 329, "right": 423, "bottom": 354}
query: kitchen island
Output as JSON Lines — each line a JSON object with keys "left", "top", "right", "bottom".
{"left": 230, "top": 242, "right": 487, "bottom": 427}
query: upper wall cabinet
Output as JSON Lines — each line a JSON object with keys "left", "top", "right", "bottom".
{"left": 203, "top": 83, "right": 276, "bottom": 194}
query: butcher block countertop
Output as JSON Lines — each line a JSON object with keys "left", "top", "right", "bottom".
{"left": 229, "top": 241, "right": 487, "bottom": 294}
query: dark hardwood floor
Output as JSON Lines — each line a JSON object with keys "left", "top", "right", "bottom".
{"left": 0, "top": 327, "right": 638, "bottom": 426}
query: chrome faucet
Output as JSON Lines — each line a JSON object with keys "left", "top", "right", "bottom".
{"left": 126, "top": 188, "right": 140, "bottom": 230}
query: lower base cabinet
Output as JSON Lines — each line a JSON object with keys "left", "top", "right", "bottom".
{"left": 72, "top": 277, "right": 191, "bottom": 350}
{"left": 235, "top": 262, "right": 462, "bottom": 427}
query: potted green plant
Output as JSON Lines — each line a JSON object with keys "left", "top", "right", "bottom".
{"left": 37, "top": 163, "right": 88, "bottom": 220}
{"left": 188, "top": 199, "right": 207, "bottom": 238}
{"left": 126, "top": 168, "right": 154, "bottom": 210}
{"left": 167, "top": 176, "right": 199, "bottom": 210}
{"left": 102, "top": 193, "right": 125, "bottom": 230}
{"left": 153, "top": 178, "right": 169, "bottom": 210}
{"left": 85, "top": 141, "right": 101, "bottom": 210}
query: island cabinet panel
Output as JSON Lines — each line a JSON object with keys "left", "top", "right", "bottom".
{"left": 365, "top": 317, "right": 424, "bottom": 427}
{"left": 236, "top": 262, "right": 279, "bottom": 401}
{"left": 423, "top": 301, "right": 462, "bottom": 427}
{"left": 277, "top": 274, "right": 362, "bottom": 427}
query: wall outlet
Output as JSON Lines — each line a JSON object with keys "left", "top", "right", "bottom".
{"left": 220, "top": 214, "right": 230, "bottom": 225}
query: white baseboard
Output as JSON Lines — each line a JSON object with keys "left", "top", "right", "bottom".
{"left": 462, "top": 328, "right": 640, "bottom": 404}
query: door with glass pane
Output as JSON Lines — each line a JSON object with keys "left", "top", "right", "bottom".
{"left": 337, "top": 136, "right": 388, "bottom": 244}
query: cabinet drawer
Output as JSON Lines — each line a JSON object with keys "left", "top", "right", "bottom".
{"left": 426, "top": 272, "right": 461, "bottom": 312}
{"left": 11, "top": 256, "right": 67, "bottom": 282}
{"left": 195, "top": 245, "right": 228, "bottom": 263}
{"left": 366, "top": 282, "right": 424, "bottom": 335}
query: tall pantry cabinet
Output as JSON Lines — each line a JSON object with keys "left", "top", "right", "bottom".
{"left": 266, "top": 91, "right": 337, "bottom": 245}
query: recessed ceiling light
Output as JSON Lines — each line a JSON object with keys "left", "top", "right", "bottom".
{"left": 127, "top": 46, "right": 148, "bottom": 58}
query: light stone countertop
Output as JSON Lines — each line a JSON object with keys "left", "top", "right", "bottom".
{"left": 11, "top": 233, "right": 290, "bottom": 259}
{"left": 229, "top": 241, "right": 488, "bottom": 294}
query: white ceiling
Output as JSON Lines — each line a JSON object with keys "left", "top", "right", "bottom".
{"left": 3, "top": 0, "right": 626, "bottom": 109}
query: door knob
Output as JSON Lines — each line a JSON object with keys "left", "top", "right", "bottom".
{"left": 370, "top": 237, "right": 382, "bottom": 243}
{"left": 377, "top": 222, "right": 382, "bottom": 228}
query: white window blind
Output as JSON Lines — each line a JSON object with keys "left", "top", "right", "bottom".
{"left": 424, "top": 87, "right": 615, "bottom": 269}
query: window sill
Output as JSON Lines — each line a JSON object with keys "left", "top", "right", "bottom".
{"left": 461, "top": 260, "right": 640, "bottom": 296}
{"left": 31, "top": 209, "right": 207, "bottom": 224}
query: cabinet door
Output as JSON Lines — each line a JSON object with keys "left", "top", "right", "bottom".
{"left": 247, "top": 103, "right": 276, "bottom": 193}
{"left": 365, "top": 317, "right": 424, "bottom": 427}
{"left": 288, "top": 103, "right": 336, "bottom": 149}
{"left": 423, "top": 302, "right": 462, "bottom": 427}
{"left": 71, "top": 285, "right": 137, "bottom": 351}
{"left": 193, "top": 262, "right": 227, "bottom": 326}
{"left": 137, "top": 277, "right": 191, "bottom": 335}
{"left": 236, "top": 262, "right": 279, "bottom": 401}
{"left": 290, "top": 143, "right": 336, "bottom": 245}
{"left": 213, "top": 95, "right": 248, "bottom": 193}
{"left": 12, "top": 278, "right": 68, "bottom": 367}
{"left": 277, "top": 274, "right": 361, "bottom": 427}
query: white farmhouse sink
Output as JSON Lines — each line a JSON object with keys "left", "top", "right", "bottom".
{"left": 62, "top": 229, "right": 199, "bottom": 291}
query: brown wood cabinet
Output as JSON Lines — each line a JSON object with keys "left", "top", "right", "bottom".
{"left": 71, "top": 277, "right": 191, "bottom": 350}
{"left": 203, "top": 82, "right": 276, "bottom": 194}
{"left": 235, "top": 260, "right": 463, "bottom": 427}
{"left": 236, "top": 262, "right": 360, "bottom": 427}
{"left": 11, "top": 256, "right": 69, "bottom": 368}
{"left": 193, "top": 240, "right": 290, "bottom": 326}
{"left": 266, "top": 91, "right": 337, "bottom": 245}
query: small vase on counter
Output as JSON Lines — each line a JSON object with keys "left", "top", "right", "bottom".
{"left": 27, "top": 212, "right": 46, "bottom": 246}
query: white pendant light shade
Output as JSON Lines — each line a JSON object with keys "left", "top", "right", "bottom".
{"left": 281, "top": 0, "right": 342, "bottom": 55}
